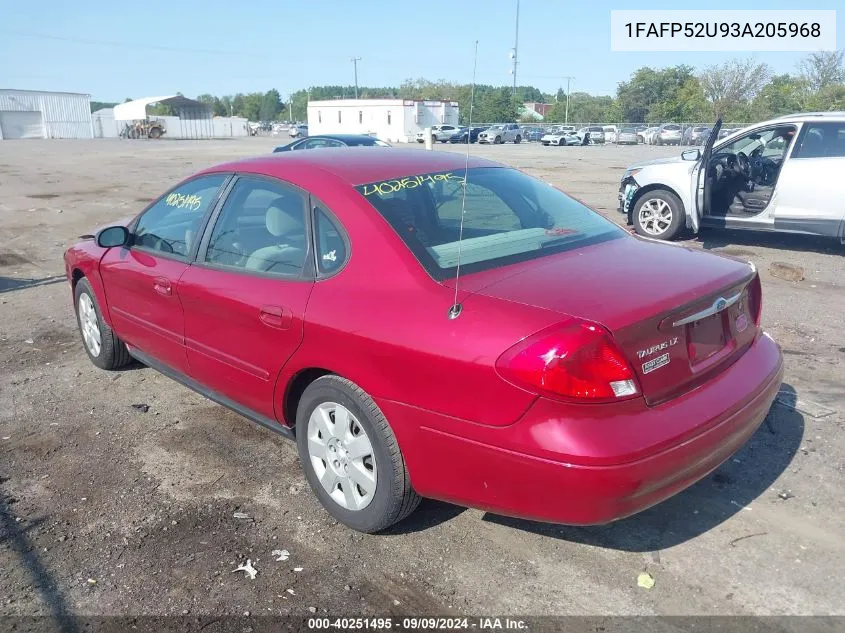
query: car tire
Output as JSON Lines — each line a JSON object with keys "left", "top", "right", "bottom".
{"left": 514, "top": 135, "right": 521, "bottom": 144}
{"left": 632, "top": 189, "right": 684, "bottom": 241}
{"left": 495, "top": 136, "right": 502, "bottom": 144}
{"left": 74, "top": 277, "right": 132, "bottom": 370}
{"left": 296, "top": 375, "right": 421, "bottom": 533}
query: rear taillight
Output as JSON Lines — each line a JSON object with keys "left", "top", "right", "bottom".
{"left": 495, "top": 320, "right": 640, "bottom": 402}
{"left": 748, "top": 273, "right": 763, "bottom": 326}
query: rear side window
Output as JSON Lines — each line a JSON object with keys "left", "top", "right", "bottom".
{"left": 355, "top": 168, "right": 624, "bottom": 280}
{"left": 134, "top": 174, "right": 228, "bottom": 258}
{"left": 313, "top": 203, "right": 348, "bottom": 275}
{"left": 793, "top": 122, "right": 845, "bottom": 159}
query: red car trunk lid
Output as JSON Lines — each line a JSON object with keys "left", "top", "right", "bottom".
{"left": 452, "top": 236, "right": 758, "bottom": 406}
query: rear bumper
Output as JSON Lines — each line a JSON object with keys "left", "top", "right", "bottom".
{"left": 381, "top": 331, "right": 783, "bottom": 525}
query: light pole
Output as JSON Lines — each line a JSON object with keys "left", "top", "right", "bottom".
{"left": 561, "top": 76, "right": 574, "bottom": 125}
{"left": 351, "top": 57, "right": 361, "bottom": 99}
{"left": 511, "top": 0, "right": 520, "bottom": 97}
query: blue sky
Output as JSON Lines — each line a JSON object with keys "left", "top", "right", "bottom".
{"left": 0, "top": 0, "right": 841, "bottom": 101}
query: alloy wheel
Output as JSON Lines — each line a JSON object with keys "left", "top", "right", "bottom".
{"left": 638, "top": 198, "right": 673, "bottom": 236}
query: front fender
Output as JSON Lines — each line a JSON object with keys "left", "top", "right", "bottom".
{"left": 64, "top": 242, "right": 112, "bottom": 327}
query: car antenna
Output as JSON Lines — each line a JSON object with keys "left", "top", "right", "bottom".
{"left": 447, "top": 40, "right": 479, "bottom": 321}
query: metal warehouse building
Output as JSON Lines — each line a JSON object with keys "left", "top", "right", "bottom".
{"left": 0, "top": 89, "right": 93, "bottom": 139}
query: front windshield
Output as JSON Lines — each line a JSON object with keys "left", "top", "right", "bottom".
{"left": 355, "top": 167, "right": 625, "bottom": 280}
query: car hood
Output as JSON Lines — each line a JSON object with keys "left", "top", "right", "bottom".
{"left": 627, "top": 155, "right": 685, "bottom": 170}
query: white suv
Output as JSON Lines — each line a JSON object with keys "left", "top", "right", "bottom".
{"left": 618, "top": 112, "right": 845, "bottom": 243}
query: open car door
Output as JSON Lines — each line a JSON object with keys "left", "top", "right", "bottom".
{"left": 689, "top": 118, "right": 722, "bottom": 233}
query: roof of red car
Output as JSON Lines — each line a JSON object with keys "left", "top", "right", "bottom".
{"left": 201, "top": 147, "right": 504, "bottom": 186}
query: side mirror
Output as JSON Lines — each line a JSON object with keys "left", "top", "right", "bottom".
{"left": 681, "top": 148, "right": 701, "bottom": 161}
{"left": 97, "top": 226, "right": 130, "bottom": 248}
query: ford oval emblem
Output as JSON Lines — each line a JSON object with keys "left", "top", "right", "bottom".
{"left": 715, "top": 298, "right": 727, "bottom": 311}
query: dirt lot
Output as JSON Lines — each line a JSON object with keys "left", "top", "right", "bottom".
{"left": 1, "top": 137, "right": 844, "bottom": 624}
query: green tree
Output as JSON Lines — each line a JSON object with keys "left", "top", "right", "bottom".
{"left": 699, "top": 58, "right": 771, "bottom": 119}
{"left": 798, "top": 50, "right": 845, "bottom": 91}
{"left": 259, "top": 89, "right": 283, "bottom": 121}
{"left": 90, "top": 101, "right": 117, "bottom": 113}
{"left": 616, "top": 65, "right": 697, "bottom": 123}
{"left": 475, "top": 87, "right": 520, "bottom": 123}
{"left": 750, "top": 75, "right": 809, "bottom": 120}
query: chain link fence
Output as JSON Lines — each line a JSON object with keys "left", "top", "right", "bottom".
{"left": 498, "top": 121, "right": 749, "bottom": 144}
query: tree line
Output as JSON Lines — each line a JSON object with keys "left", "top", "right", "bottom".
{"left": 91, "top": 51, "right": 844, "bottom": 125}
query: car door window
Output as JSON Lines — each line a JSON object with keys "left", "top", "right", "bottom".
{"left": 793, "top": 123, "right": 845, "bottom": 159}
{"left": 313, "top": 203, "right": 349, "bottom": 276}
{"left": 133, "top": 174, "right": 228, "bottom": 258}
{"left": 204, "top": 176, "right": 308, "bottom": 276}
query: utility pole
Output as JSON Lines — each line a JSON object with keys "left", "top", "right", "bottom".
{"left": 288, "top": 94, "right": 292, "bottom": 123}
{"left": 511, "top": 0, "right": 520, "bottom": 97}
{"left": 351, "top": 57, "right": 361, "bottom": 99}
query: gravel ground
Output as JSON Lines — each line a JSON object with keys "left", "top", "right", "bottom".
{"left": 1, "top": 137, "right": 843, "bottom": 624}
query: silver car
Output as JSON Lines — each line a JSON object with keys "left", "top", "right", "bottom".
{"left": 618, "top": 112, "right": 845, "bottom": 242}
{"left": 616, "top": 127, "right": 639, "bottom": 145}
{"left": 478, "top": 124, "right": 522, "bottom": 144}
{"left": 654, "top": 124, "right": 682, "bottom": 145}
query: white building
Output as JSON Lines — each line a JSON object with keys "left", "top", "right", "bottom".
{"left": 307, "top": 99, "right": 460, "bottom": 143}
{"left": 93, "top": 107, "right": 249, "bottom": 140}
{"left": 0, "top": 89, "right": 93, "bottom": 139}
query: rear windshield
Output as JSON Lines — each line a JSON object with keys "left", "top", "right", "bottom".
{"left": 589, "top": 126, "right": 603, "bottom": 132}
{"left": 621, "top": 128, "right": 635, "bottom": 133}
{"left": 355, "top": 167, "right": 624, "bottom": 280}
{"left": 663, "top": 125, "right": 681, "bottom": 130}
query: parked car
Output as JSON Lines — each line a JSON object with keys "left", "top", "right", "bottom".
{"left": 616, "top": 128, "right": 639, "bottom": 145}
{"left": 682, "top": 126, "right": 711, "bottom": 146}
{"left": 541, "top": 130, "right": 582, "bottom": 146}
{"left": 65, "top": 147, "right": 782, "bottom": 533}
{"left": 478, "top": 123, "right": 522, "bottom": 144}
{"left": 578, "top": 126, "right": 605, "bottom": 144}
{"left": 415, "top": 124, "right": 461, "bottom": 143}
{"left": 448, "top": 127, "right": 486, "bottom": 143}
{"left": 274, "top": 135, "right": 391, "bottom": 152}
{"left": 603, "top": 126, "right": 619, "bottom": 144}
{"left": 524, "top": 127, "right": 546, "bottom": 142}
{"left": 641, "top": 127, "right": 659, "bottom": 144}
{"left": 289, "top": 124, "right": 308, "bottom": 138}
{"left": 618, "top": 113, "right": 845, "bottom": 242}
{"left": 655, "top": 124, "right": 682, "bottom": 146}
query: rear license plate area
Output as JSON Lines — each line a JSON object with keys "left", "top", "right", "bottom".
{"left": 688, "top": 313, "right": 727, "bottom": 364}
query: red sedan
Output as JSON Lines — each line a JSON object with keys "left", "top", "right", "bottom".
{"left": 64, "top": 148, "right": 783, "bottom": 533}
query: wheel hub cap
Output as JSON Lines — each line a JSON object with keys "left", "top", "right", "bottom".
{"left": 78, "top": 293, "right": 102, "bottom": 357}
{"left": 307, "top": 402, "right": 377, "bottom": 511}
